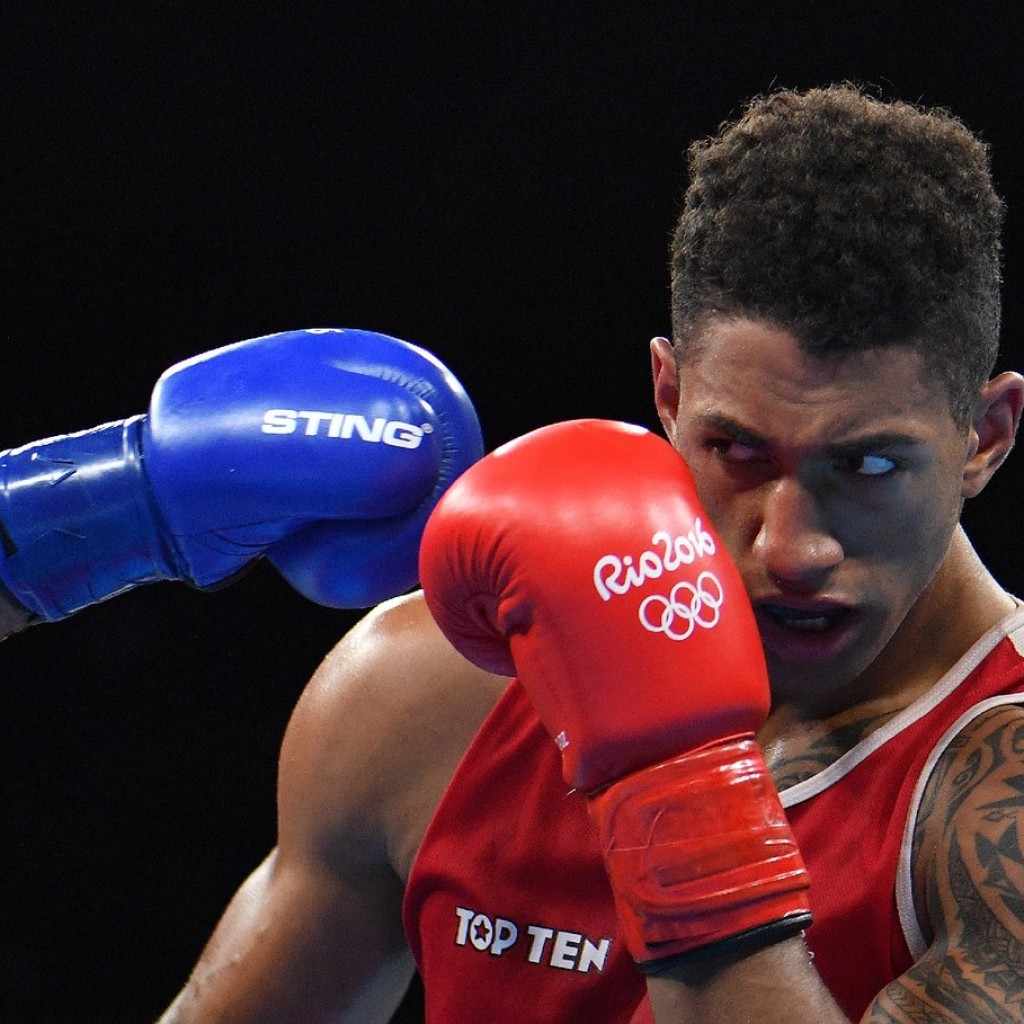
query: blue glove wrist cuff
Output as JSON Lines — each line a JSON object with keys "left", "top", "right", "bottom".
{"left": 0, "top": 416, "right": 174, "bottom": 621}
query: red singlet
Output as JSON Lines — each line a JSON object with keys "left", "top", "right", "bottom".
{"left": 404, "top": 607, "right": 1024, "bottom": 1021}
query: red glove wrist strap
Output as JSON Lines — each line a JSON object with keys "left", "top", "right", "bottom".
{"left": 589, "top": 735, "right": 811, "bottom": 964}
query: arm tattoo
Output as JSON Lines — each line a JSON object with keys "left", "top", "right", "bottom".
{"left": 870, "top": 710, "right": 1024, "bottom": 1023}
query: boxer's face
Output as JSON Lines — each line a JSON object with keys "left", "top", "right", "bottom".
{"left": 652, "top": 316, "right": 991, "bottom": 708}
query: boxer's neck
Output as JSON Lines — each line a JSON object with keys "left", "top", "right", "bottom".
{"left": 758, "top": 535, "right": 1018, "bottom": 789}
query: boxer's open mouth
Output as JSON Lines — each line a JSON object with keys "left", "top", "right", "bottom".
{"left": 752, "top": 600, "right": 860, "bottom": 664}
{"left": 762, "top": 604, "right": 849, "bottom": 633}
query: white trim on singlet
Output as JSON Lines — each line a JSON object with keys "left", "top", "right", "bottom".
{"left": 895, "top": 687, "right": 1024, "bottom": 957}
{"left": 779, "top": 606, "right": 1024, "bottom": 809}
{"left": 777, "top": 604, "right": 1024, "bottom": 959}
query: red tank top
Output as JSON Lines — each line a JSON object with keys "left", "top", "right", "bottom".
{"left": 782, "top": 607, "right": 1024, "bottom": 1018}
{"left": 402, "top": 675, "right": 647, "bottom": 1021}
{"left": 404, "top": 608, "right": 1024, "bottom": 1022}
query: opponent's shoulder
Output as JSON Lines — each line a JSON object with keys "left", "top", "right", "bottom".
{"left": 277, "top": 590, "right": 509, "bottom": 873}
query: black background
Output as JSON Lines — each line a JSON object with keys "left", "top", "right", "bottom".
{"left": 4, "top": 5, "right": 1024, "bottom": 1021}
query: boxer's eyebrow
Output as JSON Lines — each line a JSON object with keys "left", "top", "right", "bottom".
{"left": 822, "top": 433, "right": 922, "bottom": 458}
{"left": 695, "top": 412, "right": 923, "bottom": 455}
{"left": 696, "top": 414, "right": 764, "bottom": 447}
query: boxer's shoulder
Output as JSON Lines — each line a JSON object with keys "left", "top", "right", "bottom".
{"left": 277, "top": 590, "right": 509, "bottom": 880}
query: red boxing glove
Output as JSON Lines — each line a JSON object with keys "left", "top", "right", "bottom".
{"left": 419, "top": 420, "right": 811, "bottom": 968}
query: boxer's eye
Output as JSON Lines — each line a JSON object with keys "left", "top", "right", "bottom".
{"left": 707, "top": 438, "right": 767, "bottom": 463}
{"left": 835, "top": 453, "right": 898, "bottom": 477}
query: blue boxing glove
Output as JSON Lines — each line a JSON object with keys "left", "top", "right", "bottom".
{"left": 0, "top": 328, "right": 483, "bottom": 621}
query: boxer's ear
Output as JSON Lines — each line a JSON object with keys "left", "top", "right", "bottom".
{"left": 962, "top": 371, "right": 1024, "bottom": 499}
{"left": 651, "top": 337, "right": 680, "bottom": 446}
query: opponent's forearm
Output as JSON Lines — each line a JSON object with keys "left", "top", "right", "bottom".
{"left": 0, "top": 584, "right": 33, "bottom": 638}
{"left": 644, "top": 936, "right": 850, "bottom": 1024}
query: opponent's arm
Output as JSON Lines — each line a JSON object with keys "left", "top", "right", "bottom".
{"left": 867, "top": 704, "right": 1024, "bottom": 1023}
{"left": 160, "top": 593, "right": 501, "bottom": 1024}
{"left": 0, "top": 327, "right": 482, "bottom": 623}
{"left": 0, "top": 586, "right": 32, "bottom": 639}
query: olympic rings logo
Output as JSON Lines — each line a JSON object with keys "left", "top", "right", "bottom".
{"left": 638, "top": 571, "right": 724, "bottom": 641}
